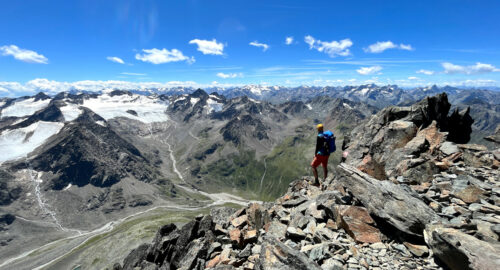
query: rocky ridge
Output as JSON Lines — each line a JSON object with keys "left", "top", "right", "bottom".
{"left": 116, "top": 93, "right": 500, "bottom": 270}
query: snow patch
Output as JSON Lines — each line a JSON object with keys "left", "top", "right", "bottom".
{"left": 206, "top": 98, "right": 223, "bottom": 113}
{"left": 60, "top": 103, "right": 83, "bottom": 122}
{"left": 174, "top": 96, "right": 187, "bottom": 102}
{"left": 306, "top": 104, "right": 312, "bottom": 110}
{"left": 190, "top": 97, "right": 200, "bottom": 106}
{"left": 0, "top": 101, "right": 5, "bottom": 108}
{"left": 209, "top": 94, "right": 221, "bottom": 100}
{"left": 0, "top": 98, "right": 50, "bottom": 118}
{"left": 243, "top": 85, "right": 270, "bottom": 96}
{"left": 63, "top": 184, "right": 72, "bottom": 190}
{"left": 0, "top": 121, "right": 64, "bottom": 164}
{"left": 359, "top": 88, "right": 370, "bottom": 96}
{"left": 248, "top": 98, "right": 261, "bottom": 104}
{"left": 343, "top": 103, "right": 353, "bottom": 110}
{"left": 95, "top": 120, "right": 106, "bottom": 127}
{"left": 11, "top": 117, "right": 27, "bottom": 125}
{"left": 82, "top": 93, "right": 169, "bottom": 123}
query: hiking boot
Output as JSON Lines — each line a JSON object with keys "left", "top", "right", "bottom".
{"left": 313, "top": 179, "right": 320, "bottom": 187}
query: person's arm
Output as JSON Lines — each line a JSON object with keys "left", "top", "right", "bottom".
{"left": 315, "top": 136, "right": 320, "bottom": 155}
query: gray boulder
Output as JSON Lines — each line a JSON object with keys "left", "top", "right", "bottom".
{"left": 336, "top": 163, "right": 439, "bottom": 238}
{"left": 255, "top": 236, "right": 322, "bottom": 270}
{"left": 425, "top": 225, "right": 500, "bottom": 270}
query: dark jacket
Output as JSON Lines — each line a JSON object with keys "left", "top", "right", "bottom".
{"left": 315, "top": 132, "right": 329, "bottom": 156}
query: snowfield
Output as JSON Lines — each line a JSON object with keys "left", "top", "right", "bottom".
{"left": 0, "top": 121, "right": 64, "bottom": 164}
{"left": 189, "top": 97, "right": 200, "bottom": 106}
{"left": 0, "top": 98, "right": 50, "bottom": 118}
{"left": 206, "top": 98, "right": 223, "bottom": 113}
{"left": 82, "top": 93, "right": 170, "bottom": 123}
{"left": 60, "top": 103, "right": 83, "bottom": 122}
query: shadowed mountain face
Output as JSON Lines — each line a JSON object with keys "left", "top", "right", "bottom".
{"left": 21, "top": 108, "right": 164, "bottom": 190}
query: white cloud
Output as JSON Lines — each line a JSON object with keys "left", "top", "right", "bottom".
{"left": 249, "top": 41, "right": 269, "bottom": 51}
{"left": 189, "top": 39, "right": 224, "bottom": 55}
{"left": 107, "top": 56, "right": 125, "bottom": 64}
{"left": 0, "top": 79, "right": 205, "bottom": 96}
{"left": 285, "top": 37, "right": 294, "bottom": 45}
{"left": 442, "top": 62, "right": 500, "bottom": 74}
{"left": 416, "top": 69, "right": 434, "bottom": 75}
{"left": 364, "top": 41, "right": 414, "bottom": 53}
{"left": 408, "top": 76, "right": 419, "bottom": 80}
{"left": 0, "top": 45, "right": 48, "bottom": 64}
{"left": 135, "top": 48, "right": 195, "bottom": 64}
{"left": 304, "top": 35, "right": 352, "bottom": 57}
{"left": 216, "top": 72, "right": 242, "bottom": 79}
{"left": 356, "top": 66, "right": 382, "bottom": 75}
{"left": 399, "top": 44, "right": 414, "bottom": 51}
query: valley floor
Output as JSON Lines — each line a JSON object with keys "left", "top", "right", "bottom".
{"left": 0, "top": 202, "right": 244, "bottom": 270}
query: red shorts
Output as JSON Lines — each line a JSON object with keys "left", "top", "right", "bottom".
{"left": 311, "top": 154, "right": 329, "bottom": 168}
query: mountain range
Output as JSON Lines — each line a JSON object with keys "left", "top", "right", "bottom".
{"left": 0, "top": 85, "right": 499, "bottom": 269}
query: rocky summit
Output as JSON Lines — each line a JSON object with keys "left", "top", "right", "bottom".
{"left": 116, "top": 93, "right": 500, "bottom": 270}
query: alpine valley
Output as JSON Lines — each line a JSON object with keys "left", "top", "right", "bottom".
{"left": 0, "top": 85, "right": 499, "bottom": 270}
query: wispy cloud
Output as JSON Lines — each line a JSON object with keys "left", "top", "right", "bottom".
{"left": 416, "top": 69, "right": 435, "bottom": 75}
{"left": 189, "top": 39, "right": 225, "bottom": 55}
{"left": 285, "top": 37, "right": 294, "bottom": 45}
{"left": 356, "top": 65, "right": 382, "bottom": 75}
{"left": 442, "top": 62, "right": 500, "bottom": 74}
{"left": 216, "top": 72, "right": 243, "bottom": 79}
{"left": 364, "top": 41, "right": 414, "bottom": 53}
{"left": 303, "top": 59, "right": 442, "bottom": 66}
{"left": 433, "top": 48, "right": 500, "bottom": 54}
{"left": 0, "top": 45, "right": 48, "bottom": 64}
{"left": 121, "top": 72, "right": 146, "bottom": 76}
{"left": 304, "top": 35, "right": 352, "bottom": 57}
{"left": 107, "top": 56, "right": 125, "bottom": 64}
{"left": 399, "top": 44, "right": 413, "bottom": 51}
{"left": 135, "top": 48, "right": 195, "bottom": 64}
{"left": 249, "top": 41, "right": 269, "bottom": 51}
{"left": 408, "top": 76, "right": 419, "bottom": 80}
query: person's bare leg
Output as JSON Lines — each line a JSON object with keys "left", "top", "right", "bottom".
{"left": 321, "top": 166, "right": 328, "bottom": 189}
{"left": 312, "top": 166, "right": 319, "bottom": 185}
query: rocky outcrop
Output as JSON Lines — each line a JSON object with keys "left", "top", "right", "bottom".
{"left": 342, "top": 93, "right": 474, "bottom": 181}
{"left": 485, "top": 124, "right": 500, "bottom": 144}
{"left": 256, "top": 236, "right": 322, "bottom": 270}
{"left": 336, "top": 163, "right": 439, "bottom": 238}
{"left": 220, "top": 114, "right": 269, "bottom": 145}
{"left": 425, "top": 225, "right": 500, "bottom": 270}
{"left": 0, "top": 170, "right": 21, "bottom": 205}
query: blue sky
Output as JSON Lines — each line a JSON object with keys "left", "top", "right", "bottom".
{"left": 1, "top": 0, "right": 500, "bottom": 95}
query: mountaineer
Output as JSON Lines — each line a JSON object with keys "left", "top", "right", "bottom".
{"left": 311, "top": 123, "right": 336, "bottom": 188}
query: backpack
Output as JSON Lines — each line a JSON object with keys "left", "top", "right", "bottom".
{"left": 323, "top": 130, "right": 336, "bottom": 154}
